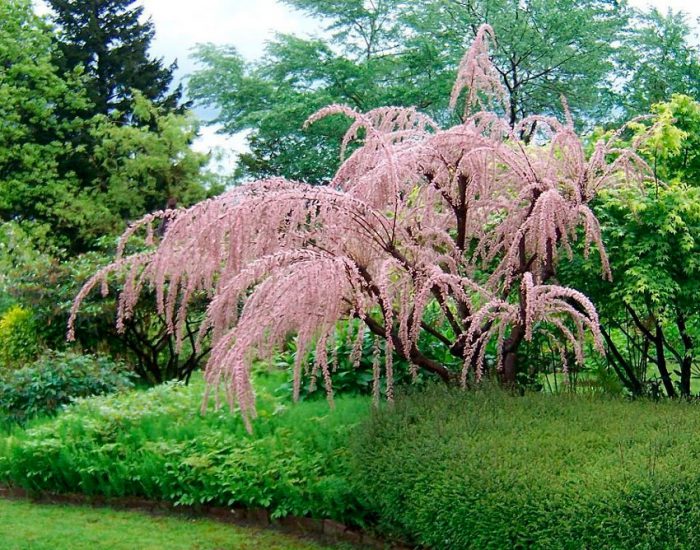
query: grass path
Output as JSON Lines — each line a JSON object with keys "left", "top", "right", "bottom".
{"left": 0, "top": 498, "right": 334, "bottom": 549}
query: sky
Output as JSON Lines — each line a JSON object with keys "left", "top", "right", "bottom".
{"left": 141, "top": 0, "right": 321, "bottom": 173}
{"left": 37, "top": 0, "right": 700, "bottom": 173}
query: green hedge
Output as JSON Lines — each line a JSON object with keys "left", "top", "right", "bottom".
{"left": 8, "top": 375, "right": 700, "bottom": 547}
{"left": 0, "top": 374, "right": 370, "bottom": 524}
{"left": 351, "top": 386, "right": 700, "bottom": 549}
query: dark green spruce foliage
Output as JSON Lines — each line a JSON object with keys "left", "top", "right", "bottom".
{"left": 48, "top": 0, "right": 181, "bottom": 118}
{"left": 351, "top": 386, "right": 700, "bottom": 549}
{"left": 0, "top": 351, "right": 133, "bottom": 425}
{"left": 0, "top": 375, "right": 369, "bottom": 524}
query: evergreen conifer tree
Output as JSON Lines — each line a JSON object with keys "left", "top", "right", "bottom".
{"left": 48, "top": 0, "right": 182, "bottom": 118}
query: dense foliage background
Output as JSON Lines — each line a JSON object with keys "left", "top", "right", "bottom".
{"left": 1, "top": 0, "right": 700, "bottom": 547}
{"left": 2, "top": 0, "right": 699, "bottom": 395}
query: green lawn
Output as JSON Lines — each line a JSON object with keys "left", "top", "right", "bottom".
{"left": 0, "top": 498, "right": 333, "bottom": 550}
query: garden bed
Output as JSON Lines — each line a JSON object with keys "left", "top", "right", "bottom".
{"left": 6, "top": 377, "right": 700, "bottom": 548}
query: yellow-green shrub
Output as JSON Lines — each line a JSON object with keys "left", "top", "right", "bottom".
{"left": 0, "top": 306, "right": 39, "bottom": 369}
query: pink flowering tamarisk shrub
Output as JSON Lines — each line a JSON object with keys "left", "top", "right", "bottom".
{"left": 69, "top": 26, "right": 650, "bottom": 427}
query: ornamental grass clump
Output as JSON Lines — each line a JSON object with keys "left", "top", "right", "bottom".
{"left": 69, "top": 26, "right": 652, "bottom": 426}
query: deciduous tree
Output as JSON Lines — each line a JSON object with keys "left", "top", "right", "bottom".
{"left": 0, "top": 0, "right": 104, "bottom": 250}
{"left": 561, "top": 95, "right": 700, "bottom": 397}
{"left": 403, "top": 0, "right": 628, "bottom": 127}
{"left": 73, "top": 27, "right": 650, "bottom": 425}
{"left": 189, "top": 0, "right": 628, "bottom": 183}
{"left": 0, "top": 1, "right": 216, "bottom": 252}
{"left": 617, "top": 8, "right": 700, "bottom": 119}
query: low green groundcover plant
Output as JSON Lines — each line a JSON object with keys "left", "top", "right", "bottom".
{"left": 0, "top": 373, "right": 370, "bottom": 524}
{"left": 351, "top": 385, "right": 700, "bottom": 549}
{"left": 0, "top": 351, "right": 133, "bottom": 425}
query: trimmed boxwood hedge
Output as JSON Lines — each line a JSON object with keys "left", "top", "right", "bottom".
{"left": 350, "top": 385, "right": 700, "bottom": 549}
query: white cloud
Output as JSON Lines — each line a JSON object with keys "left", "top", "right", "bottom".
{"left": 191, "top": 124, "right": 247, "bottom": 176}
{"left": 143, "top": 0, "right": 320, "bottom": 94}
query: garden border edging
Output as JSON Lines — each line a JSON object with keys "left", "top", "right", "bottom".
{"left": 0, "top": 484, "right": 409, "bottom": 549}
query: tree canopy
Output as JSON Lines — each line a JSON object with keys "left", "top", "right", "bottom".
{"left": 561, "top": 95, "right": 700, "bottom": 398}
{"left": 47, "top": 0, "right": 183, "bottom": 119}
{"left": 0, "top": 0, "right": 217, "bottom": 253}
{"left": 617, "top": 8, "right": 700, "bottom": 119}
{"left": 189, "top": 0, "right": 632, "bottom": 184}
{"left": 0, "top": 0, "right": 99, "bottom": 249}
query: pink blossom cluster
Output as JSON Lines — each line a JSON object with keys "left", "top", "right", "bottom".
{"left": 70, "top": 25, "right": 651, "bottom": 425}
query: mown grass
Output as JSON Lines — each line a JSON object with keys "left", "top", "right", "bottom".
{"left": 0, "top": 497, "right": 331, "bottom": 550}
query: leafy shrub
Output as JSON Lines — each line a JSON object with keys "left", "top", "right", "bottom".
{"left": 0, "top": 374, "right": 369, "bottom": 524}
{"left": 273, "top": 319, "right": 449, "bottom": 402}
{"left": 351, "top": 386, "right": 700, "bottom": 549}
{"left": 0, "top": 305, "right": 39, "bottom": 369}
{"left": 0, "top": 351, "right": 133, "bottom": 425}
{"left": 6, "top": 237, "right": 210, "bottom": 385}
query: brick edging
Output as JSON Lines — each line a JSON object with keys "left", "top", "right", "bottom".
{"left": 0, "top": 485, "right": 409, "bottom": 549}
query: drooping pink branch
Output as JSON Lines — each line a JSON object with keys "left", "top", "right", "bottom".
{"left": 69, "top": 27, "right": 654, "bottom": 426}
